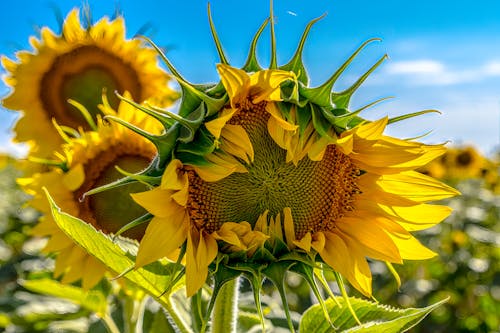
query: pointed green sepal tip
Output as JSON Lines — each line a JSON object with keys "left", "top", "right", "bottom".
{"left": 207, "top": 2, "right": 229, "bottom": 65}
{"left": 388, "top": 109, "right": 441, "bottom": 124}
{"left": 291, "top": 262, "right": 336, "bottom": 330}
{"left": 242, "top": 18, "right": 269, "bottom": 72}
{"left": 112, "top": 213, "right": 152, "bottom": 241}
{"left": 332, "top": 53, "right": 388, "bottom": 108}
{"left": 67, "top": 98, "right": 98, "bottom": 131}
{"left": 263, "top": 261, "right": 298, "bottom": 332}
{"left": 280, "top": 13, "right": 327, "bottom": 85}
{"left": 299, "top": 38, "right": 383, "bottom": 107}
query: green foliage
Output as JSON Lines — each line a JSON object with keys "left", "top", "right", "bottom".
{"left": 372, "top": 178, "right": 500, "bottom": 332}
{"left": 299, "top": 297, "right": 447, "bottom": 333}
{"left": 21, "top": 279, "right": 107, "bottom": 317}
{"left": 45, "top": 190, "right": 182, "bottom": 305}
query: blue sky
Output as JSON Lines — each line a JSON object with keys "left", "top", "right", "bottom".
{"left": 1, "top": 0, "right": 500, "bottom": 156}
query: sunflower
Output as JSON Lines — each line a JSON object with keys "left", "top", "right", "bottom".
{"left": 1, "top": 8, "right": 176, "bottom": 157}
{"left": 420, "top": 145, "right": 485, "bottom": 181}
{"left": 18, "top": 95, "right": 161, "bottom": 288}
{"left": 124, "top": 11, "right": 459, "bottom": 306}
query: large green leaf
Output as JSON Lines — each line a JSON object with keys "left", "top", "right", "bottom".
{"left": 299, "top": 296, "right": 447, "bottom": 333}
{"left": 21, "top": 279, "right": 107, "bottom": 317}
{"left": 45, "top": 190, "right": 181, "bottom": 306}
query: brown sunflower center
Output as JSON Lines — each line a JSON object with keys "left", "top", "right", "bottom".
{"left": 41, "top": 45, "right": 142, "bottom": 130}
{"left": 187, "top": 100, "right": 361, "bottom": 239}
{"left": 456, "top": 151, "right": 472, "bottom": 167}
{"left": 77, "top": 145, "right": 155, "bottom": 240}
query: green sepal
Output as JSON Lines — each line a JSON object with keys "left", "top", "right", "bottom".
{"left": 388, "top": 109, "right": 441, "bottom": 124}
{"left": 114, "top": 164, "right": 161, "bottom": 185}
{"left": 175, "top": 152, "right": 212, "bottom": 168}
{"left": 177, "top": 126, "right": 217, "bottom": 156}
{"left": 269, "top": 1, "right": 277, "bottom": 69}
{"left": 331, "top": 54, "right": 388, "bottom": 109}
{"left": 296, "top": 104, "right": 312, "bottom": 137}
{"left": 251, "top": 244, "right": 278, "bottom": 262}
{"left": 82, "top": 153, "right": 164, "bottom": 199}
{"left": 141, "top": 36, "right": 227, "bottom": 117}
{"left": 202, "top": 264, "right": 243, "bottom": 332}
{"left": 27, "top": 156, "right": 69, "bottom": 172}
{"left": 262, "top": 261, "right": 298, "bottom": 333}
{"left": 291, "top": 262, "right": 336, "bottom": 330}
{"left": 242, "top": 18, "right": 269, "bottom": 72}
{"left": 67, "top": 99, "right": 98, "bottom": 131}
{"left": 57, "top": 124, "right": 81, "bottom": 139}
{"left": 115, "top": 92, "right": 175, "bottom": 129}
{"left": 311, "top": 103, "right": 332, "bottom": 137}
{"left": 103, "top": 115, "right": 179, "bottom": 165}
{"left": 299, "top": 38, "right": 381, "bottom": 107}
{"left": 112, "top": 213, "right": 153, "bottom": 240}
{"left": 207, "top": 3, "right": 229, "bottom": 65}
{"left": 331, "top": 109, "right": 365, "bottom": 132}
{"left": 280, "top": 13, "right": 326, "bottom": 85}
{"left": 181, "top": 102, "right": 206, "bottom": 142}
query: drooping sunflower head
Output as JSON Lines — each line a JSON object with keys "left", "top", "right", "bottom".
{"left": 92, "top": 7, "right": 459, "bottom": 329}
{"left": 19, "top": 94, "right": 161, "bottom": 288}
{"left": 1, "top": 7, "right": 177, "bottom": 157}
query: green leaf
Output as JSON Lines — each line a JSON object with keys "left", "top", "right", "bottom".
{"left": 299, "top": 297, "right": 448, "bottom": 333}
{"left": 45, "top": 190, "right": 182, "bottom": 306}
{"left": 21, "top": 279, "right": 107, "bottom": 317}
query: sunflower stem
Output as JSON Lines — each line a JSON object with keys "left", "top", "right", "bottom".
{"left": 210, "top": 277, "right": 239, "bottom": 333}
{"left": 157, "top": 298, "right": 194, "bottom": 333}
{"left": 102, "top": 314, "right": 121, "bottom": 333}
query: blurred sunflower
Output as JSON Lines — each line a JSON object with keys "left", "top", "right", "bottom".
{"left": 1, "top": 8, "right": 176, "bottom": 157}
{"left": 420, "top": 145, "right": 486, "bottom": 181}
{"left": 19, "top": 94, "right": 161, "bottom": 288}
{"left": 121, "top": 11, "right": 459, "bottom": 307}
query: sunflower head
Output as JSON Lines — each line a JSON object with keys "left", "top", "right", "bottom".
{"left": 1, "top": 8, "right": 177, "bottom": 157}
{"left": 65, "top": 7, "right": 458, "bottom": 329}
{"left": 19, "top": 93, "right": 162, "bottom": 288}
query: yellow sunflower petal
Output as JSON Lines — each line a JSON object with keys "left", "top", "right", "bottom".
{"left": 216, "top": 64, "right": 250, "bottom": 106}
{"left": 249, "top": 69, "right": 296, "bottom": 103}
{"left": 335, "top": 217, "right": 402, "bottom": 263}
{"left": 294, "top": 232, "right": 312, "bottom": 252}
{"left": 317, "top": 232, "right": 372, "bottom": 297}
{"left": 131, "top": 188, "right": 176, "bottom": 218}
{"left": 377, "top": 171, "right": 460, "bottom": 202}
{"left": 387, "top": 232, "right": 437, "bottom": 260}
{"left": 353, "top": 117, "right": 388, "bottom": 140}
{"left": 205, "top": 108, "right": 237, "bottom": 139}
{"left": 136, "top": 215, "right": 189, "bottom": 268}
{"left": 62, "top": 163, "right": 85, "bottom": 191}
{"left": 220, "top": 124, "right": 254, "bottom": 163}
{"left": 266, "top": 103, "right": 298, "bottom": 131}
{"left": 186, "top": 229, "right": 218, "bottom": 297}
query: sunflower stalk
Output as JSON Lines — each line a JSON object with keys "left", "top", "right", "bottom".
{"left": 210, "top": 278, "right": 239, "bottom": 333}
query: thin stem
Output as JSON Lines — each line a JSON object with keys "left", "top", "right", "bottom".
{"left": 134, "top": 296, "right": 149, "bottom": 333}
{"left": 157, "top": 297, "right": 194, "bottom": 333}
{"left": 102, "top": 314, "right": 121, "bottom": 333}
{"left": 210, "top": 278, "right": 239, "bottom": 333}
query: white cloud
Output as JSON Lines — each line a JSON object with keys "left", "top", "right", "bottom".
{"left": 383, "top": 59, "right": 500, "bottom": 86}
{"left": 387, "top": 60, "right": 445, "bottom": 75}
